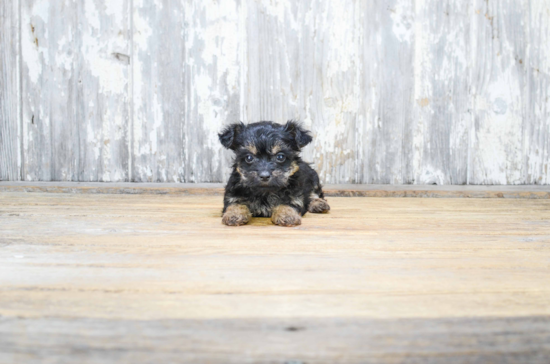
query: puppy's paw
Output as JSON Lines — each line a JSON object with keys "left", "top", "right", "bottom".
{"left": 222, "top": 204, "right": 251, "bottom": 226}
{"left": 308, "top": 198, "right": 330, "bottom": 213}
{"left": 272, "top": 205, "right": 301, "bottom": 227}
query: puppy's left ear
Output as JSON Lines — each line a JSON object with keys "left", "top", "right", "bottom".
{"left": 219, "top": 122, "right": 245, "bottom": 150}
{"left": 284, "top": 120, "right": 312, "bottom": 149}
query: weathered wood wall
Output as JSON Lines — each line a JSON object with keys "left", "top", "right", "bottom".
{"left": 1, "top": 0, "right": 549, "bottom": 184}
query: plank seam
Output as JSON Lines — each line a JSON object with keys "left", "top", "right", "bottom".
{"left": 129, "top": 0, "right": 134, "bottom": 182}
{"left": 0, "top": 182, "right": 549, "bottom": 199}
{"left": 18, "top": 0, "right": 23, "bottom": 181}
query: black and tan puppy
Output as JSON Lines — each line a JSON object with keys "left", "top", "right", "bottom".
{"left": 218, "top": 121, "right": 330, "bottom": 227}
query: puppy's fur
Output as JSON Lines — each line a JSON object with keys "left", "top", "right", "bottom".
{"left": 219, "top": 121, "right": 330, "bottom": 227}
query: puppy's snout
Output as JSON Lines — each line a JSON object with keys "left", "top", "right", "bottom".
{"left": 259, "top": 171, "right": 271, "bottom": 182}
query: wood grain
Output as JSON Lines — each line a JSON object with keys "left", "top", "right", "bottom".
{"left": 0, "top": 0, "right": 21, "bottom": 181}
{"left": 0, "top": 192, "right": 549, "bottom": 362}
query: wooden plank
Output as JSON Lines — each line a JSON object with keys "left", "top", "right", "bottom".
{"left": 21, "top": 0, "right": 78, "bottom": 181}
{"left": 75, "top": 0, "right": 131, "bottom": 182}
{"left": 182, "top": 0, "right": 243, "bottom": 183}
{"left": 469, "top": 0, "right": 529, "bottom": 184}
{"left": 411, "top": 0, "right": 470, "bottom": 184}
{"left": 243, "top": 0, "right": 302, "bottom": 124}
{"left": 357, "top": 0, "right": 415, "bottom": 184}
{"left": 525, "top": 1, "right": 550, "bottom": 185}
{"left": 131, "top": 0, "right": 186, "bottom": 182}
{"left": 1, "top": 316, "right": 549, "bottom": 364}
{"left": 0, "top": 0, "right": 21, "bottom": 181}
{"left": 0, "top": 193, "right": 549, "bottom": 362}
{"left": 21, "top": 0, "right": 130, "bottom": 182}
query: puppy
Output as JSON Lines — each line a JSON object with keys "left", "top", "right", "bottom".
{"left": 219, "top": 121, "right": 330, "bottom": 227}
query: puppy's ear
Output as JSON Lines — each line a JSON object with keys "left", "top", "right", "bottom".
{"left": 219, "top": 122, "right": 244, "bottom": 150}
{"left": 284, "top": 120, "right": 312, "bottom": 149}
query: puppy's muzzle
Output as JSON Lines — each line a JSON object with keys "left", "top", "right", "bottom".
{"left": 259, "top": 170, "right": 271, "bottom": 183}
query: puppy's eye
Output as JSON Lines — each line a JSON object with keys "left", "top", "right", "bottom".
{"left": 276, "top": 153, "right": 286, "bottom": 162}
{"left": 245, "top": 155, "right": 254, "bottom": 164}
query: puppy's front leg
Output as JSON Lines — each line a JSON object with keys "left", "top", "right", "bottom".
{"left": 271, "top": 205, "right": 301, "bottom": 227}
{"left": 222, "top": 204, "right": 252, "bottom": 226}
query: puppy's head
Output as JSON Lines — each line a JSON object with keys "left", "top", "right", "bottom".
{"left": 219, "top": 121, "right": 312, "bottom": 189}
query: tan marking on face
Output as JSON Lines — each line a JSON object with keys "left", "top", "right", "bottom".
{"left": 222, "top": 204, "right": 251, "bottom": 226}
{"left": 287, "top": 162, "right": 299, "bottom": 177}
{"left": 272, "top": 162, "right": 299, "bottom": 185}
{"left": 236, "top": 166, "right": 247, "bottom": 181}
{"left": 271, "top": 205, "right": 301, "bottom": 226}
{"left": 271, "top": 141, "right": 284, "bottom": 155}
{"left": 245, "top": 143, "right": 257, "bottom": 155}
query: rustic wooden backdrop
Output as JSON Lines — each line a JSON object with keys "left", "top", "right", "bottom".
{"left": 1, "top": 0, "right": 549, "bottom": 184}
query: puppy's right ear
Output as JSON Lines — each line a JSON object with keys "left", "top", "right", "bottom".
{"left": 284, "top": 120, "right": 313, "bottom": 149}
{"left": 218, "top": 122, "right": 245, "bottom": 150}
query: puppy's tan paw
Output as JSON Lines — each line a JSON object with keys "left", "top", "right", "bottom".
{"left": 308, "top": 198, "right": 330, "bottom": 213}
{"left": 222, "top": 204, "right": 251, "bottom": 226}
{"left": 271, "top": 205, "right": 301, "bottom": 227}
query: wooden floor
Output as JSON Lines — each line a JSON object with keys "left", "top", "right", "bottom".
{"left": 1, "top": 192, "right": 549, "bottom": 363}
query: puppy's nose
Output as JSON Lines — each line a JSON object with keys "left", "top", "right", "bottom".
{"left": 259, "top": 171, "right": 271, "bottom": 182}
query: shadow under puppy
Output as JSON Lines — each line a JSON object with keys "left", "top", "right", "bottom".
{"left": 219, "top": 121, "right": 330, "bottom": 227}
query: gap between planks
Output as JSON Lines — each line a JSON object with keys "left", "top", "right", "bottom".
{"left": 0, "top": 182, "right": 549, "bottom": 198}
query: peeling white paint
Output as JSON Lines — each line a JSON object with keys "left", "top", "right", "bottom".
{"left": 33, "top": 0, "right": 49, "bottom": 23}
{"left": 391, "top": 1, "right": 413, "bottom": 44}
{"left": 104, "top": 0, "right": 125, "bottom": 26}
{"left": 84, "top": 0, "right": 100, "bottom": 30}
{"left": 21, "top": 12, "right": 42, "bottom": 84}
{"left": 85, "top": 51, "right": 127, "bottom": 94}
